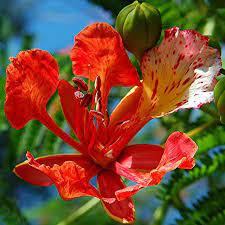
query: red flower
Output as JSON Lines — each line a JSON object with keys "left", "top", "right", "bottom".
{"left": 5, "top": 23, "right": 221, "bottom": 223}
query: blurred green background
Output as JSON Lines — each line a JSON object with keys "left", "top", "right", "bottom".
{"left": 0, "top": 0, "right": 225, "bottom": 225}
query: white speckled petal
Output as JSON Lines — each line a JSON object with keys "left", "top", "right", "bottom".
{"left": 138, "top": 27, "right": 221, "bottom": 118}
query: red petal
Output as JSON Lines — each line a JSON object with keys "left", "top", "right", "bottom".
{"left": 58, "top": 80, "right": 94, "bottom": 145}
{"left": 71, "top": 22, "right": 140, "bottom": 111}
{"left": 114, "top": 132, "right": 197, "bottom": 200}
{"left": 4, "top": 50, "right": 84, "bottom": 153}
{"left": 118, "top": 144, "right": 164, "bottom": 171}
{"left": 116, "top": 185, "right": 143, "bottom": 202}
{"left": 113, "top": 144, "right": 164, "bottom": 184}
{"left": 138, "top": 27, "right": 221, "bottom": 118}
{"left": 97, "top": 170, "right": 135, "bottom": 223}
{"left": 14, "top": 152, "right": 102, "bottom": 200}
{"left": 5, "top": 49, "right": 59, "bottom": 129}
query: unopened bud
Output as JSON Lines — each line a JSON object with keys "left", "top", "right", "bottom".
{"left": 208, "top": 36, "right": 221, "bottom": 54}
{"left": 116, "top": 0, "right": 162, "bottom": 60}
{"left": 214, "top": 76, "right": 225, "bottom": 124}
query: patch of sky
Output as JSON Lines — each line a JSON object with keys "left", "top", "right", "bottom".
{"left": 9, "top": 0, "right": 113, "bottom": 55}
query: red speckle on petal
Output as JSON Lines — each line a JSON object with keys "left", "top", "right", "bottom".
{"left": 168, "top": 81, "right": 176, "bottom": 93}
{"left": 151, "top": 79, "right": 158, "bottom": 100}
{"left": 176, "top": 102, "right": 183, "bottom": 107}
{"left": 151, "top": 71, "right": 154, "bottom": 80}
{"left": 164, "top": 86, "right": 169, "bottom": 94}
{"left": 176, "top": 80, "right": 181, "bottom": 88}
{"left": 174, "top": 54, "right": 185, "bottom": 70}
{"left": 182, "top": 77, "right": 191, "bottom": 85}
{"left": 185, "top": 68, "right": 190, "bottom": 75}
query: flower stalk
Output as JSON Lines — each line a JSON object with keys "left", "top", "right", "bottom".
{"left": 56, "top": 198, "right": 100, "bottom": 225}
{"left": 187, "top": 119, "right": 220, "bottom": 138}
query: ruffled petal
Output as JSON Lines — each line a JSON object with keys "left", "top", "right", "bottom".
{"left": 97, "top": 170, "right": 135, "bottom": 224}
{"left": 114, "top": 132, "right": 197, "bottom": 200}
{"left": 158, "top": 131, "right": 197, "bottom": 171}
{"left": 138, "top": 27, "right": 221, "bottom": 118}
{"left": 71, "top": 22, "right": 140, "bottom": 111}
{"left": 14, "top": 152, "right": 103, "bottom": 200}
{"left": 4, "top": 49, "right": 85, "bottom": 153}
{"left": 5, "top": 49, "right": 59, "bottom": 129}
{"left": 58, "top": 80, "right": 95, "bottom": 145}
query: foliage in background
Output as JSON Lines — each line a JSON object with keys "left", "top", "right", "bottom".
{"left": 0, "top": 0, "right": 225, "bottom": 225}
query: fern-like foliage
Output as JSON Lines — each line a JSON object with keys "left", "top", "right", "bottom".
{"left": 176, "top": 187, "right": 225, "bottom": 225}
{"left": 0, "top": 194, "right": 30, "bottom": 225}
{"left": 158, "top": 149, "right": 225, "bottom": 203}
{"left": 195, "top": 126, "right": 225, "bottom": 155}
{"left": 0, "top": 76, "right": 7, "bottom": 131}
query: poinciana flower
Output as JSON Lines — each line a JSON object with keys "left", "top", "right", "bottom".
{"left": 5, "top": 23, "right": 221, "bottom": 223}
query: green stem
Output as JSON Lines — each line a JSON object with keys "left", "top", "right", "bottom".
{"left": 56, "top": 198, "right": 100, "bottom": 225}
{"left": 186, "top": 119, "right": 220, "bottom": 138}
{"left": 172, "top": 195, "right": 187, "bottom": 211}
{"left": 200, "top": 105, "right": 219, "bottom": 118}
{"left": 151, "top": 201, "right": 169, "bottom": 225}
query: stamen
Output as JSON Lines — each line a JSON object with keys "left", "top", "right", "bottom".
{"left": 87, "top": 64, "right": 91, "bottom": 91}
{"left": 119, "top": 120, "right": 130, "bottom": 128}
{"left": 94, "top": 75, "right": 101, "bottom": 90}
{"left": 80, "top": 93, "right": 93, "bottom": 107}
{"left": 74, "top": 91, "right": 84, "bottom": 99}
{"left": 96, "top": 97, "right": 102, "bottom": 112}
{"left": 104, "top": 110, "right": 110, "bottom": 127}
{"left": 95, "top": 90, "right": 101, "bottom": 104}
{"left": 90, "top": 110, "right": 104, "bottom": 121}
{"left": 72, "top": 77, "right": 88, "bottom": 91}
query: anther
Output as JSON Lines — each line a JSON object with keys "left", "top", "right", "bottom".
{"left": 72, "top": 77, "right": 88, "bottom": 91}
{"left": 74, "top": 91, "right": 84, "bottom": 99}
{"left": 80, "top": 93, "right": 93, "bottom": 107}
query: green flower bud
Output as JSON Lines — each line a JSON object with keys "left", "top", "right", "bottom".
{"left": 214, "top": 77, "right": 225, "bottom": 124}
{"left": 116, "top": 0, "right": 162, "bottom": 60}
{"left": 208, "top": 36, "right": 221, "bottom": 54}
